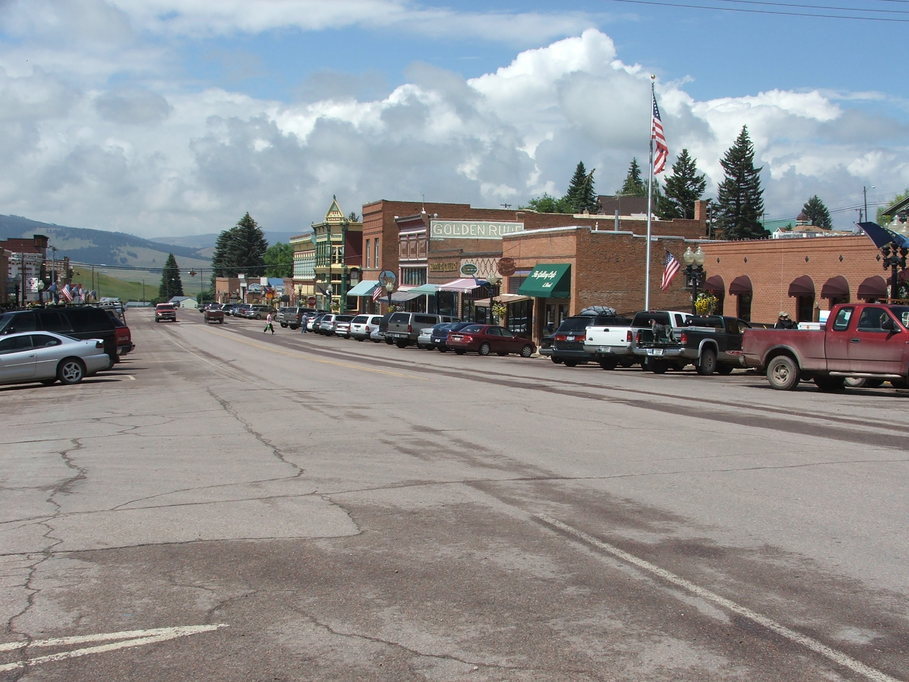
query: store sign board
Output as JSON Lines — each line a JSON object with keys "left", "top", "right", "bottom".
{"left": 430, "top": 220, "right": 524, "bottom": 240}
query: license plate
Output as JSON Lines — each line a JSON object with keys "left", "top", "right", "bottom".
{"left": 647, "top": 348, "right": 663, "bottom": 356}
{"left": 567, "top": 335, "right": 577, "bottom": 341}
{"left": 451, "top": 335, "right": 463, "bottom": 341}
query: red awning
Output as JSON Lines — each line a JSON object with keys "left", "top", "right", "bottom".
{"left": 729, "top": 275, "right": 752, "bottom": 296}
{"left": 704, "top": 275, "right": 725, "bottom": 295}
{"left": 820, "top": 275, "right": 849, "bottom": 299}
{"left": 788, "top": 275, "right": 815, "bottom": 297}
{"left": 857, "top": 275, "right": 887, "bottom": 300}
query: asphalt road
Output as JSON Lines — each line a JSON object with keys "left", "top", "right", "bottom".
{"left": 1, "top": 309, "right": 907, "bottom": 681}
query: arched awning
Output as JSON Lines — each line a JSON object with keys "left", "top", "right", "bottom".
{"left": 704, "top": 275, "right": 725, "bottom": 295}
{"left": 788, "top": 275, "right": 815, "bottom": 297}
{"left": 857, "top": 276, "right": 887, "bottom": 300}
{"left": 820, "top": 275, "right": 849, "bottom": 299}
{"left": 729, "top": 275, "right": 752, "bottom": 296}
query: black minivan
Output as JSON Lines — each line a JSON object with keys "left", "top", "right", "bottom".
{"left": 0, "top": 307, "right": 118, "bottom": 365}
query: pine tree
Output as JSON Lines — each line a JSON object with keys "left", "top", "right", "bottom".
{"left": 563, "top": 161, "right": 598, "bottom": 213}
{"left": 620, "top": 158, "right": 647, "bottom": 197}
{"left": 714, "top": 126, "right": 768, "bottom": 240}
{"left": 656, "top": 149, "right": 707, "bottom": 220}
{"left": 802, "top": 196, "right": 832, "bottom": 229}
{"left": 211, "top": 213, "right": 269, "bottom": 279}
{"left": 158, "top": 254, "right": 184, "bottom": 301}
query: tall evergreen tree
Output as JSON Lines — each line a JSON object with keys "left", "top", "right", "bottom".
{"left": 802, "top": 195, "right": 832, "bottom": 229}
{"left": 714, "top": 126, "right": 768, "bottom": 240}
{"left": 656, "top": 149, "right": 707, "bottom": 219}
{"left": 211, "top": 213, "right": 269, "bottom": 279}
{"left": 563, "top": 161, "right": 598, "bottom": 213}
{"left": 620, "top": 158, "right": 647, "bottom": 197}
{"left": 158, "top": 253, "right": 184, "bottom": 301}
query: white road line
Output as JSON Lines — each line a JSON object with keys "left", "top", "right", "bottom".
{"left": 535, "top": 514, "right": 899, "bottom": 682}
{"left": 0, "top": 624, "right": 227, "bottom": 672}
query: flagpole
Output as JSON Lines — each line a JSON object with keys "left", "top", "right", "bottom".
{"left": 645, "top": 76, "right": 655, "bottom": 311}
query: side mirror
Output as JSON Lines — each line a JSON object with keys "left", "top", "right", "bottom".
{"left": 881, "top": 316, "right": 898, "bottom": 332}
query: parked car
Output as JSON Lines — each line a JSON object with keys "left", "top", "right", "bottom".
{"left": 446, "top": 324, "right": 536, "bottom": 357}
{"left": 277, "top": 307, "right": 311, "bottom": 328}
{"left": 385, "top": 312, "right": 458, "bottom": 348}
{"left": 233, "top": 304, "right": 252, "bottom": 318}
{"left": 105, "top": 311, "right": 135, "bottom": 356}
{"left": 0, "top": 331, "right": 111, "bottom": 386}
{"left": 317, "top": 313, "right": 338, "bottom": 334}
{"left": 332, "top": 314, "right": 356, "bottom": 337}
{"left": 429, "top": 321, "right": 471, "bottom": 352}
{"left": 370, "top": 313, "right": 395, "bottom": 343}
{"left": 239, "top": 305, "right": 274, "bottom": 320}
{"left": 349, "top": 314, "right": 385, "bottom": 341}
{"left": 0, "top": 306, "right": 120, "bottom": 365}
{"left": 550, "top": 308, "right": 632, "bottom": 366}
{"left": 154, "top": 303, "right": 177, "bottom": 323}
{"left": 416, "top": 326, "right": 436, "bottom": 349}
{"left": 290, "top": 308, "right": 318, "bottom": 330}
{"left": 308, "top": 313, "right": 328, "bottom": 332}
{"left": 221, "top": 303, "right": 240, "bottom": 316}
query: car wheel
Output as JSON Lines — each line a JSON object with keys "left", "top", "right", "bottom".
{"left": 478, "top": 343, "right": 491, "bottom": 356}
{"left": 767, "top": 355, "right": 800, "bottom": 390}
{"left": 57, "top": 358, "right": 86, "bottom": 385}
{"left": 716, "top": 365, "right": 733, "bottom": 375}
{"left": 395, "top": 340, "right": 408, "bottom": 348}
{"left": 599, "top": 358, "right": 617, "bottom": 370}
{"left": 814, "top": 376, "right": 846, "bottom": 392}
{"left": 696, "top": 348, "right": 718, "bottom": 375}
{"left": 520, "top": 344, "right": 533, "bottom": 358}
{"left": 437, "top": 347, "right": 447, "bottom": 353}
{"left": 844, "top": 377, "right": 883, "bottom": 388}
{"left": 550, "top": 357, "right": 562, "bottom": 364}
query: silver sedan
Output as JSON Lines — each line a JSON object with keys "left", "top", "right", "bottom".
{"left": 0, "top": 331, "right": 111, "bottom": 386}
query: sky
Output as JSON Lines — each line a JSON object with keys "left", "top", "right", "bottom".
{"left": 1, "top": 0, "right": 907, "bottom": 240}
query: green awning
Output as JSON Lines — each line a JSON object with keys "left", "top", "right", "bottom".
{"left": 518, "top": 263, "right": 571, "bottom": 298}
{"left": 347, "top": 279, "right": 380, "bottom": 297}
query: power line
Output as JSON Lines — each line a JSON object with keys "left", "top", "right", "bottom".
{"left": 607, "top": 0, "right": 909, "bottom": 21}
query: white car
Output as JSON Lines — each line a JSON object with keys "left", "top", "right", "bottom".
{"left": 349, "top": 314, "right": 384, "bottom": 341}
{"left": 0, "top": 331, "right": 111, "bottom": 386}
{"left": 416, "top": 326, "right": 435, "bottom": 349}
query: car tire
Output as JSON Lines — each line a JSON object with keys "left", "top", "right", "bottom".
{"left": 716, "top": 365, "right": 733, "bottom": 375}
{"left": 479, "top": 343, "right": 491, "bottom": 356}
{"left": 395, "top": 340, "right": 408, "bottom": 349}
{"left": 550, "top": 357, "right": 562, "bottom": 364}
{"left": 520, "top": 344, "right": 533, "bottom": 358}
{"left": 57, "top": 358, "right": 86, "bottom": 385}
{"left": 767, "top": 355, "right": 800, "bottom": 390}
{"left": 844, "top": 377, "right": 883, "bottom": 388}
{"left": 696, "top": 348, "right": 717, "bottom": 375}
{"left": 437, "top": 347, "right": 447, "bottom": 353}
{"left": 650, "top": 359, "right": 669, "bottom": 374}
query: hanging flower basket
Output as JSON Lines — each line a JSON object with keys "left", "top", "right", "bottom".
{"left": 491, "top": 302, "right": 508, "bottom": 319}
{"left": 694, "top": 292, "right": 718, "bottom": 315}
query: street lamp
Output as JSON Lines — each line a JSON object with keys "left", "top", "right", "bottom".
{"left": 683, "top": 246, "right": 706, "bottom": 315}
{"left": 880, "top": 241, "right": 908, "bottom": 302}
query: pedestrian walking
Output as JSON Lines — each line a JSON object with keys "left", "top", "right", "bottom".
{"left": 264, "top": 312, "right": 275, "bottom": 334}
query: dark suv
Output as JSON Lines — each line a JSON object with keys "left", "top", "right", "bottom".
{"left": 0, "top": 306, "right": 119, "bottom": 365}
{"left": 551, "top": 309, "right": 631, "bottom": 366}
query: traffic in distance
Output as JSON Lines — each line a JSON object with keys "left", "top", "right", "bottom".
{"left": 3, "top": 299, "right": 909, "bottom": 392}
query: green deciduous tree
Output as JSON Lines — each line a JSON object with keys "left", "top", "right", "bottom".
{"left": 264, "top": 242, "right": 294, "bottom": 278}
{"left": 879, "top": 189, "right": 909, "bottom": 224}
{"left": 158, "top": 253, "right": 184, "bottom": 301}
{"left": 620, "top": 158, "right": 647, "bottom": 197}
{"left": 657, "top": 149, "right": 707, "bottom": 220}
{"left": 714, "top": 126, "right": 768, "bottom": 240}
{"left": 524, "top": 193, "right": 570, "bottom": 213}
{"left": 802, "top": 195, "right": 832, "bottom": 229}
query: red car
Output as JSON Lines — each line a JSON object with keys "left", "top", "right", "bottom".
{"left": 446, "top": 324, "right": 536, "bottom": 357}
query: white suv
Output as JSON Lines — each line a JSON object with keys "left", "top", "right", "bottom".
{"left": 349, "top": 314, "right": 385, "bottom": 341}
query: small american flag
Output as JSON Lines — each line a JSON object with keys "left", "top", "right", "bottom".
{"left": 651, "top": 93, "right": 668, "bottom": 175}
{"left": 660, "top": 252, "right": 680, "bottom": 291}
{"left": 371, "top": 285, "right": 384, "bottom": 302}
{"left": 60, "top": 283, "right": 73, "bottom": 302}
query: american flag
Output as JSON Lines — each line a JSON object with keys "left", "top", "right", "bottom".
{"left": 651, "top": 92, "right": 668, "bottom": 175}
{"left": 371, "top": 285, "right": 384, "bottom": 302}
{"left": 60, "top": 283, "right": 73, "bottom": 302}
{"left": 660, "top": 252, "right": 680, "bottom": 291}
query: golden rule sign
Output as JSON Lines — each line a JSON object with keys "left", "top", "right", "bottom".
{"left": 430, "top": 220, "right": 524, "bottom": 239}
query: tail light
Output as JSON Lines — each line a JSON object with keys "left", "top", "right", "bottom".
{"left": 627, "top": 330, "right": 634, "bottom": 342}
{"left": 679, "top": 332, "right": 688, "bottom": 344}
{"left": 554, "top": 333, "right": 568, "bottom": 342}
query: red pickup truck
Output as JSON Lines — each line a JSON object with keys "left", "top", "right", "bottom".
{"left": 742, "top": 302, "right": 909, "bottom": 391}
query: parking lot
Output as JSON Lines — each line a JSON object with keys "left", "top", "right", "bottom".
{"left": 1, "top": 308, "right": 906, "bottom": 681}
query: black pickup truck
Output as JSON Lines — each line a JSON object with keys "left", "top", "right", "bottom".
{"left": 632, "top": 315, "right": 751, "bottom": 375}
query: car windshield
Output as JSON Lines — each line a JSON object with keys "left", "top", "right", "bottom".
{"left": 459, "top": 325, "right": 485, "bottom": 333}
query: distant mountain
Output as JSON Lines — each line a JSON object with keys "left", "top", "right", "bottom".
{"left": 150, "top": 230, "right": 307, "bottom": 252}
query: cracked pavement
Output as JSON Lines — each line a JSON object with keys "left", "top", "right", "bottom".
{"left": 0, "top": 311, "right": 906, "bottom": 680}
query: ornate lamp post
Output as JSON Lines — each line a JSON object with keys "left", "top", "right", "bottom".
{"left": 682, "top": 246, "right": 706, "bottom": 315}
{"left": 880, "top": 241, "right": 908, "bottom": 302}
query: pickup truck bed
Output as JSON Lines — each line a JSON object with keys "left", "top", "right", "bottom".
{"left": 634, "top": 315, "right": 749, "bottom": 375}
